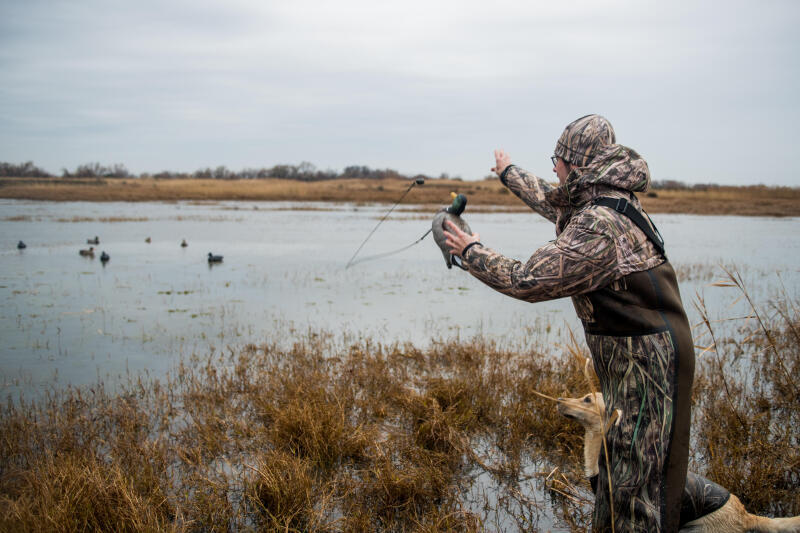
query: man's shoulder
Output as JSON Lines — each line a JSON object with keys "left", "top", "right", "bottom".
{"left": 569, "top": 194, "right": 664, "bottom": 272}
{"left": 565, "top": 202, "right": 622, "bottom": 235}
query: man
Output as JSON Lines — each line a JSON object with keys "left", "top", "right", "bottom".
{"left": 444, "top": 115, "right": 694, "bottom": 532}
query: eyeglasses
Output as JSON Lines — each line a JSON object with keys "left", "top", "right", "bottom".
{"left": 550, "top": 155, "right": 560, "bottom": 167}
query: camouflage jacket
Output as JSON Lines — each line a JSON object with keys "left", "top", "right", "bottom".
{"left": 462, "top": 144, "right": 663, "bottom": 307}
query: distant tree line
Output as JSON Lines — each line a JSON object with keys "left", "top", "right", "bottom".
{"left": 650, "top": 179, "right": 724, "bottom": 191}
{"left": 0, "top": 161, "right": 53, "bottom": 178}
{"left": 147, "top": 162, "right": 435, "bottom": 182}
{"left": 63, "top": 162, "right": 132, "bottom": 178}
{"left": 0, "top": 160, "right": 445, "bottom": 182}
{"left": 2, "top": 160, "right": 776, "bottom": 190}
{"left": 0, "top": 161, "right": 132, "bottom": 178}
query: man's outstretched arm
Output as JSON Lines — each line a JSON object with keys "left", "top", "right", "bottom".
{"left": 445, "top": 218, "right": 618, "bottom": 303}
{"left": 493, "top": 149, "right": 558, "bottom": 224}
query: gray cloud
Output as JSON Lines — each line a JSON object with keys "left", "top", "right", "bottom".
{"left": 1, "top": 0, "right": 798, "bottom": 184}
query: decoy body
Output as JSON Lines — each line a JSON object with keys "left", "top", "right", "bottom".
{"left": 432, "top": 193, "right": 471, "bottom": 269}
{"left": 100, "top": 251, "right": 110, "bottom": 263}
{"left": 181, "top": 239, "right": 188, "bottom": 248}
{"left": 17, "top": 241, "right": 26, "bottom": 249}
{"left": 207, "top": 252, "right": 223, "bottom": 263}
{"left": 87, "top": 236, "right": 99, "bottom": 245}
{"left": 79, "top": 247, "right": 95, "bottom": 257}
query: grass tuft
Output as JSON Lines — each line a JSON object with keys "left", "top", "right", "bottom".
{"left": 0, "top": 452, "right": 173, "bottom": 532}
{"left": 246, "top": 449, "right": 315, "bottom": 530}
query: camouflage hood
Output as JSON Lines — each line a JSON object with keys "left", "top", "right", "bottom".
{"left": 545, "top": 143, "right": 651, "bottom": 209}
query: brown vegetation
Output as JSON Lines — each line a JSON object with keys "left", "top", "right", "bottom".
{"left": 1, "top": 276, "right": 798, "bottom": 531}
{"left": 1, "top": 177, "right": 799, "bottom": 216}
{"left": 691, "top": 270, "right": 800, "bottom": 512}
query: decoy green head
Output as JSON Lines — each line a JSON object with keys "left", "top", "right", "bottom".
{"left": 447, "top": 192, "right": 467, "bottom": 216}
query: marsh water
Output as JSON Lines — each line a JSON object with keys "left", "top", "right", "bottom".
{"left": 2, "top": 199, "right": 799, "bottom": 399}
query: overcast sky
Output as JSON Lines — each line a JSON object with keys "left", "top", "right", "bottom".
{"left": 1, "top": 0, "right": 798, "bottom": 185}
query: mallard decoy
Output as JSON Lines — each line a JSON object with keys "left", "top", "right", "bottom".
{"left": 145, "top": 237, "right": 151, "bottom": 243}
{"left": 79, "top": 247, "right": 95, "bottom": 257}
{"left": 432, "top": 192, "right": 471, "bottom": 269}
{"left": 208, "top": 252, "right": 223, "bottom": 263}
{"left": 87, "top": 236, "right": 99, "bottom": 245}
{"left": 100, "top": 251, "right": 110, "bottom": 263}
{"left": 17, "top": 241, "right": 26, "bottom": 249}
{"left": 181, "top": 239, "right": 188, "bottom": 248}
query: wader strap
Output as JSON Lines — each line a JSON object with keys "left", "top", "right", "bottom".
{"left": 593, "top": 197, "right": 665, "bottom": 256}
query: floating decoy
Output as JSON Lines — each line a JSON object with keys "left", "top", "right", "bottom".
{"left": 17, "top": 241, "right": 26, "bottom": 249}
{"left": 100, "top": 251, "right": 110, "bottom": 263}
{"left": 87, "top": 236, "right": 99, "bottom": 245}
{"left": 207, "top": 252, "right": 223, "bottom": 263}
{"left": 432, "top": 192, "right": 471, "bottom": 269}
{"left": 79, "top": 247, "right": 95, "bottom": 257}
{"left": 181, "top": 239, "right": 188, "bottom": 248}
{"left": 145, "top": 237, "right": 151, "bottom": 243}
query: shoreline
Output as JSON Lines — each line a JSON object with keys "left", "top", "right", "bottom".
{"left": 2, "top": 177, "right": 800, "bottom": 216}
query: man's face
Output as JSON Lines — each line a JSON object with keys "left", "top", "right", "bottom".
{"left": 553, "top": 157, "right": 571, "bottom": 185}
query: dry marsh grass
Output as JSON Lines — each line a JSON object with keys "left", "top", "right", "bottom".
{"left": 1, "top": 285, "right": 798, "bottom": 531}
{"left": 2, "top": 177, "right": 799, "bottom": 216}
{"left": 691, "top": 270, "right": 800, "bottom": 514}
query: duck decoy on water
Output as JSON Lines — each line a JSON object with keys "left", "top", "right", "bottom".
{"left": 145, "top": 237, "right": 151, "bottom": 243}
{"left": 181, "top": 239, "right": 188, "bottom": 248}
{"left": 100, "top": 251, "right": 110, "bottom": 263}
{"left": 207, "top": 252, "right": 223, "bottom": 263}
{"left": 79, "top": 247, "right": 95, "bottom": 257}
{"left": 17, "top": 241, "right": 26, "bottom": 249}
{"left": 87, "top": 236, "right": 99, "bottom": 245}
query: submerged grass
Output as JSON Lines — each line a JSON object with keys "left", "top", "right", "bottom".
{"left": 1, "top": 286, "right": 798, "bottom": 531}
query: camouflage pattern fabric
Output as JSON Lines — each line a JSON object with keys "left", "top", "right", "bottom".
{"left": 586, "top": 261, "right": 694, "bottom": 533}
{"left": 681, "top": 472, "right": 730, "bottom": 527}
{"left": 554, "top": 114, "right": 617, "bottom": 168}
{"left": 497, "top": 164, "right": 558, "bottom": 223}
{"left": 590, "top": 470, "right": 731, "bottom": 529}
{"left": 476, "top": 144, "right": 661, "bottom": 302}
{"left": 588, "top": 329, "right": 677, "bottom": 531}
{"left": 464, "top": 138, "right": 694, "bottom": 532}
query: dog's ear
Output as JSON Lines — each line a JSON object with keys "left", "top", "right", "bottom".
{"left": 603, "top": 408, "right": 622, "bottom": 432}
{"left": 583, "top": 357, "right": 599, "bottom": 386}
{"left": 603, "top": 409, "right": 622, "bottom": 433}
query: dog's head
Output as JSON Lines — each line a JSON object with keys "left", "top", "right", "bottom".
{"left": 557, "top": 392, "right": 605, "bottom": 432}
{"left": 558, "top": 391, "right": 623, "bottom": 438}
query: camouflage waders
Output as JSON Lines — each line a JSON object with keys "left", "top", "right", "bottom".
{"left": 460, "top": 120, "right": 694, "bottom": 532}
{"left": 583, "top": 257, "right": 694, "bottom": 532}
